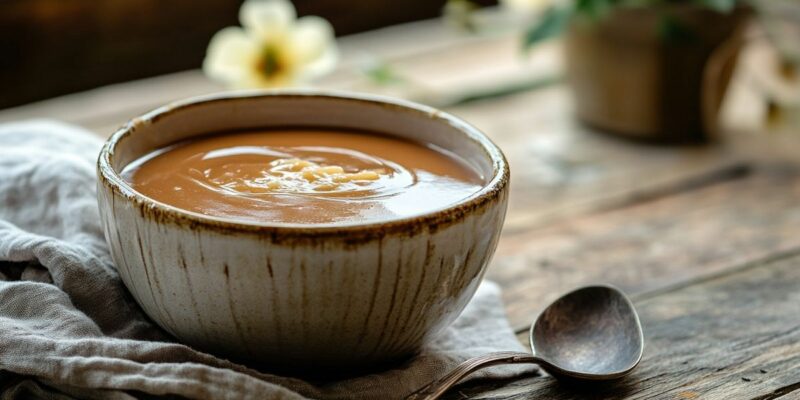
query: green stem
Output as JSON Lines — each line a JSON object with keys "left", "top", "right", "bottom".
{"left": 428, "top": 74, "right": 564, "bottom": 108}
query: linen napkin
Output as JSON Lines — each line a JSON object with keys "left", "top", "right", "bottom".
{"left": 0, "top": 120, "right": 537, "bottom": 400}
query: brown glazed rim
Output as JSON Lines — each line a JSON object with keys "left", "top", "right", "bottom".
{"left": 98, "top": 89, "right": 509, "bottom": 238}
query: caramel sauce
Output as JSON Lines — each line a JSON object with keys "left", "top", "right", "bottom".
{"left": 122, "top": 129, "right": 483, "bottom": 225}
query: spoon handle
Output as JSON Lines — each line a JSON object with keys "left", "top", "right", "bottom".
{"left": 405, "top": 351, "right": 539, "bottom": 400}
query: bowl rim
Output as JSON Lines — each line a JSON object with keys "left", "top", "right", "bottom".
{"left": 97, "top": 89, "right": 509, "bottom": 236}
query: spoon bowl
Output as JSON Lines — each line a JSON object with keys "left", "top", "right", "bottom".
{"left": 530, "top": 285, "right": 644, "bottom": 380}
{"left": 406, "top": 284, "right": 644, "bottom": 399}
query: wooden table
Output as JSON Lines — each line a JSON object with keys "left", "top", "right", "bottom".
{"left": 2, "top": 12, "right": 798, "bottom": 399}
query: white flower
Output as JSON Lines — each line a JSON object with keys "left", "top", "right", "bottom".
{"left": 203, "top": 0, "right": 338, "bottom": 88}
{"left": 500, "top": 0, "right": 562, "bottom": 14}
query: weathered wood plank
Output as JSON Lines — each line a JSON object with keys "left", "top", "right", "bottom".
{"left": 448, "top": 248, "right": 800, "bottom": 399}
{"left": 446, "top": 86, "right": 749, "bottom": 231}
{"left": 487, "top": 164, "right": 800, "bottom": 330}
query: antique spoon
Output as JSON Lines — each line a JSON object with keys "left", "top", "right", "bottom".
{"left": 406, "top": 285, "right": 644, "bottom": 400}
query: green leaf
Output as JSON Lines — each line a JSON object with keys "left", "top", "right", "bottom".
{"left": 575, "top": 0, "right": 615, "bottom": 18}
{"left": 360, "top": 60, "right": 405, "bottom": 86}
{"left": 697, "top": 0, "right": 737, "bottom": 13}
{"left": 523, "top": 6, "right": 573, "bottom": 50}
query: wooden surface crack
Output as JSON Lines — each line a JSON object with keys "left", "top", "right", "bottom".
{"left": 501, "top": 161, "right": 752, "bottom": 235}
{"left": 631, "top": 245, "right": 800, "bottom": 303}
{"left": 749, "top": 381, "right": 800, "bottom": 400}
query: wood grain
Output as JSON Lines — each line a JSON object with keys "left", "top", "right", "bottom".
{"left": 447, "top": 86, "right": 746, "bottom": 231}
{"left": 488, "top": 164, "right": 800, "bottom": 330}
{"left": 447, "top": 248, "right": 800, "bottom": 399}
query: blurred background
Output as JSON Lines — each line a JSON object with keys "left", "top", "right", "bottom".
{"left": 0, "top": 0, "right": 797, "bottom": 152}
{"left": 1, "top": 0, "right": 797, "bottom": 136}
{"left": 0, "top": 0, "right": 496, "bottom": 109}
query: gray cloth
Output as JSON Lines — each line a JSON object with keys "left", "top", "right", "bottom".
{"left": 0, "top": 120, "right": 536, "bottom": 400}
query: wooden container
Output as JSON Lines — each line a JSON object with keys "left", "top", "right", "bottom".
{"left": 565, "top": 5, "right": 750, "bottom": 143}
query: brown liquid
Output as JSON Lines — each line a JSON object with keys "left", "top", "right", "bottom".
{"left": 122, "top": 129, "right": 484, "bottom": 225}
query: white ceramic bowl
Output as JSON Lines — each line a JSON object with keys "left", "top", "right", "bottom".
{"left": 97, "top": 90, "right": 509, "bottom": 369}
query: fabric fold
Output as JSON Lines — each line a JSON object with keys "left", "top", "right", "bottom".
{"left": 0, "top": 120, "right": 536, "bottom": 400}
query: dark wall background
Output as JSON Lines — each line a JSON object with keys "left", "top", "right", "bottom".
{"left": 0, "top": 0, "right": 492, "bottom": 109}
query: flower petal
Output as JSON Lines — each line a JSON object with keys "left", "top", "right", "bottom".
{"left": 239, "top": 0, "right": 296, "bottom": 40}
{"left": 289, "top": 16, "right": 336, "bottom": 64}
{"left": 295, "top": 45, "right": 338, "bottom": 82}
{"left": 500, "top": 0, "right": 554, "bottom": 13}
{"left": 203, "top": 27, "right": 261, "bottom": 84}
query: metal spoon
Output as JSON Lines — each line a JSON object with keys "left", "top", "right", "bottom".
{"left": 406, "top": 285, "right": 644, "bottom": 400}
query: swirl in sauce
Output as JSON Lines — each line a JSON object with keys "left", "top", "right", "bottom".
{"left": 122, "top": 129, "right": 484, "bottom": 225}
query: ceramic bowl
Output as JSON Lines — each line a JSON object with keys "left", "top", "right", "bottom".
{"left": 97, "top": 90, "right": 509, "bottom": 369}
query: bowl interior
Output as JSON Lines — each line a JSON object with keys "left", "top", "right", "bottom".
{"left": 104, "top": 91, "right": 505, "bottom": 228}
{"left": 111, "top": 92, "right": 496, "bottom": 179}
